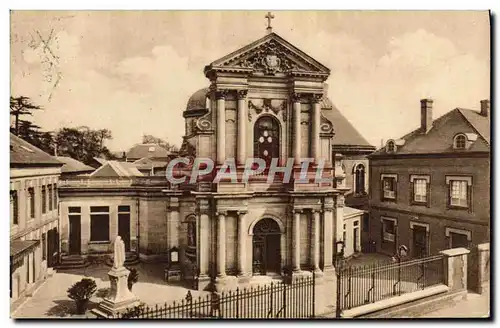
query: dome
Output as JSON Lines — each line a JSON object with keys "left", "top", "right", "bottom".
{"left": 185, "top": 87, "right": 209, "bottom": 111}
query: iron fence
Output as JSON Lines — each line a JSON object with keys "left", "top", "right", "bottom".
{"left": 336, "top": 254, "right": 444, "bottom": 312}
{"left": 118, "top": 273, "right": 315, "bottom": 319}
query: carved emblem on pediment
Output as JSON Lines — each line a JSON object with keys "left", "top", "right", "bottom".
{"left": 248, "top": 99, "right": 286, "bottom": 117}
{"left": 229, "top": 40, "right": 313, "bottom": 75}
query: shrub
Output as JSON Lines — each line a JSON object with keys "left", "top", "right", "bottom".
{"left": 121, "top": 303, "right": 145, "bottom": 319}
{"left": 127, "top": 267, "right": 139, "bottom": 291}
{"left": 67, "top": 278, "right": 97, "bottom": 314}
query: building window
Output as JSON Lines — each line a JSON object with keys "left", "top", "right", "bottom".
{"left": 11, "top": 190, "right": 18, "bottom": 225}
{"left": 41, "top": 186, "right": 47, "bottom": 214}
{"left": 446, "top": 227, "right": 471, "bottom": 248}
{"left": 42, "top": 233, "right": 46, "bottom": 260}
{"left": 28, "top": 187, "right": 35, "bottom": 219}
{"left": 386, "top": 140, "right": 396, "bottom": 153}
{"left": 90, "top": 206, "right": 110, "bottom": 242}
{"left": 445, "top": 176, "right": 472, "bottom": 209}
{"left": 354, "top": 164, "right": 366, "bottom": 195}
{"left": 410, "top": 175, "right": 430, "bottom": 205}
{"left": 382, "top": 218, "right": 396, "bottom": 242}
{"left": 253, "top": 115, "right": 280, "bottom": 167}
{"left": 454, "top": 134, "right": 467, "bottom": 150}
{"left": 381, "top": 174, "right": 397, "bottom": 200}
{"left": 48, "top": 185, "right": 53, "bottom": 211}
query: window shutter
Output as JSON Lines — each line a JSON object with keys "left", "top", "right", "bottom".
{"left": 380, "top": 180, "right": 384, "bottom": 202}
{"left": 426, "top": 182, "right": 431, "bottom": 208}
{"left": 468, "top": 184, "right": 473, "bottom": 213}
{"left": 447, "top": 183, "right": 451, "bottom": 208}
{"left": 393, "top": 178, "right": 398, "bottom": 201}
{"left": 409, "top": 181, "right": 414, "bottom": 205}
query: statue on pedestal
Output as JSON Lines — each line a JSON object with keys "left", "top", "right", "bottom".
{"left": 91, "top": 236, "right": 140, "bottom": 318}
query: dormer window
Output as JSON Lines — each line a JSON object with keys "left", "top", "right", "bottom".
{"left": 454, "top": 134, "right": 466, "bottom": 150}
{"left": 148, "top": 146, "right": 156, "bottom": 152}
{"left": 386, "top": 140, "right": 396, "bottom": 153}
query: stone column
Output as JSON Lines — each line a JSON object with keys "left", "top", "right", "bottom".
{"left": 292, "top": 209, "right": 302, "bottom": 272}
{"left": 323, "top": 208, "right": 334, "bottom": 270}
{"left": 237, "top": 90, "right": 248, "bottom": 165}
{"left": 217, "top": 211, "right": 227, "bottom": 277}
{"left": 292, "top": 93, "right": 302, "bottom": 166}
{"left": 312, "top": 209, "right": 321, "bottom": 273}
{"left": 311, "top": 94, "right": 321, "bottom": 163}
{"left": 216, "top": 90, "right": 227, "bottom": 165}
{"left": 168, "top": 198, "right": 179, "bottom": 248}
{"left": 197, "top": 201, "right": 210, "bottom": 283}
{"left": 237, "top": 210, "right": 248, "bottom": 276}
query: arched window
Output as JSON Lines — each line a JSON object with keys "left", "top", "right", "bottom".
{"left": 454, "top": 134, "right": 467, "bottom": 150}
{"left": 387, "top": 140, "right": 396, "bottom": 153}
{"left": 354, "top": 164, "right": 366, "bottom": 194}
{"left": 254, "top": 116, "right": 280, "bottom": 166}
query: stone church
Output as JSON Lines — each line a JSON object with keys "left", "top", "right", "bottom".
{"left": 58, "top": 24, "right": 370, "bottom": 304}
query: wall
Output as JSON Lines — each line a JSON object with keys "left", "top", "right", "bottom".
{"left": 369, "top": 156, "right": 490, "bottom": 256}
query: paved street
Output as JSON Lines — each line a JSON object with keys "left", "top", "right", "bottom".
{"left": 417, "top": 292, "right": 490, "bottom": 318}
{"left": 12, "top": 263, "right": 209, "bottom": 318}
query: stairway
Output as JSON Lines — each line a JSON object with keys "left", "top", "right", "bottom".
{"left": 105, "top": 252, "right": 140, "bottom": 267}
{"left": 56, "top": 254, "right": 90, "bottom": 270}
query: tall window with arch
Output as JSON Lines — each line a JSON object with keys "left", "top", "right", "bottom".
{"left": 253, "top": 115, "right": 280, "bottom": 167}
{"left": 354, "top": 163, "right": 366, "bottom": 195}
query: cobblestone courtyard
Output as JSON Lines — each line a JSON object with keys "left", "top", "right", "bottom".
{"left": 12, "top": 263, "right": 208, "bottom": 318}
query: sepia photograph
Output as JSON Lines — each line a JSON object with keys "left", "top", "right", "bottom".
{"left": 8, "top": 9, "right": 491, "bottom": 320}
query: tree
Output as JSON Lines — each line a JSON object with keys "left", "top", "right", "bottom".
{"left": 55, "top": 126, "right": 114, "bottom": 165}
{"left": 10, "top": 96, "right": 43, "bottom": 136}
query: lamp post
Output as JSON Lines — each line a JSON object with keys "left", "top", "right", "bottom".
{"left": 335, "top": 240, "right": 345, "bottom": 318}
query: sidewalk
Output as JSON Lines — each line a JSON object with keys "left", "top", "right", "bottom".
{"left": 417, "top": 292, "right": 490, "bottom": 318}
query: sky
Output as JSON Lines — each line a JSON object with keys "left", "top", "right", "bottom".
{"left": 10, "top": 10, "right": 490, "bottom": 151}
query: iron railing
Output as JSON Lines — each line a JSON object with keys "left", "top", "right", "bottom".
{"left": 336, "top": 254, "right": 444, "bottom": 311}
{"left": 118, "top": 273, "right": 315, "bottom": 319}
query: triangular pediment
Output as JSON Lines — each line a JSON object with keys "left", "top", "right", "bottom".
{"left": 206, "top": 32, "right": 330, "bottom": 76}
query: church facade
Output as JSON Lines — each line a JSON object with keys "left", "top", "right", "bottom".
{"left": 57, "top": 29, "right": 373, "bottom": 308}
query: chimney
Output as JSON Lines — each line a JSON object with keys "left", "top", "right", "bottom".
{"left": 380, "top": 139, "right": 384, "bottom": 148}
{"left": 323, "top": 83, "right": 329, "bottom": 97}
{"left": 480, "top": 99, "right": 490, "bottom": 117}
{"left": 54, "top": 142, "right": 58, "bottom": 157}
{"left": 420, "top": 98, "right": 433, "bottom": 133}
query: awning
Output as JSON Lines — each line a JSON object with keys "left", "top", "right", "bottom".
{"left": 10, "top": 239, "right": 39, "bottom": 259}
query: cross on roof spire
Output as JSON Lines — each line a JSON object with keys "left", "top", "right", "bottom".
{"left": 265, "top": 11, "right": 275, "bottom": 34}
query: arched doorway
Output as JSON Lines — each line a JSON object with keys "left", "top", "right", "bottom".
{"left": 252, "top": 218, "right": 281, "bottom": 275}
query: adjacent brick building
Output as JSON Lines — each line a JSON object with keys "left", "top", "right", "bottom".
{"left": 368, "top": 99, "right": 490, "bottom": 258}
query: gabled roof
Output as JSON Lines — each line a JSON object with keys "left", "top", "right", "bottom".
{"left": 55, "top": 156, "right": 95, "bottom": 174}
{"left": 205, "top": 32, "right": 330, "bottom": 76}
{"left": 10, "top": 133, "right": 62, "bottom": 167}
{"left": 90, "top": 161, "right": 144, "bottom": 178}
{"left": 133, "top": 157, "right": 168, "bottom": 170}
{"left": 126, "top": 143, "right": 171, "bottom": 160}
{"left": 370, "top": 108, "right": 490, "bottom": 157}
{"left": 322, "top": 101, "right": 375, "bottom": 151}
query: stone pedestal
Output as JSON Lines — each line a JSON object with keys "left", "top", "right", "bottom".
{"left": 92, "top": 267, "right": 140, "bottom": 318}
{"left": 440, "top": 247, "right": 469, "bottom": 299}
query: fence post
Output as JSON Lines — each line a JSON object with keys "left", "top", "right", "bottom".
{"left": 235, "top": 287, "right": 240, "bottom": 319}
{"left": 282, "top": 280, "right": 287, "bottom": 318}
{"left": 186, "top": 291, "right": 193, "bottom": 318}
{"left": 335, "top": 268, "right": 341, "bottom": 318}
{"left": 312, "top": 271, "right": 316, "bottom": 318}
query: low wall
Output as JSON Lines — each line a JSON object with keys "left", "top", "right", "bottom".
{"left": 468, "top": 243, "right": 490, "bottom": 294}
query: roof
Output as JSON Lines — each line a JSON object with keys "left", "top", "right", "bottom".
{"left": 90, "top": 160, "right": 144, "bottom": 178}
{"left": 133, "top": 157, "right": 168, "bottom": 170}
{"left": 93, "top": 157, "right": 108, "bottom": 165}
{"left": 126, "top": 143, "right": 171, "bottom": 160}
{"left": 186, "top": 88, "right": 209, "bottom": 112}
{"left": 322, "top": 101, "right": 375, "bottom": 149}
{"left": 10, "top": 133, "right": 62, "bottom": 167}
{"left": 370, "top": 108, "right": 490, "bottom": 157}
{"left": 55, "top": 156, "right": 95, "bottom": 174}
{"left": 10, "top": 239, "right": 40, "bottom": 258}
{"left": 343, "top": 206, "right": 366, "bottom": 219}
